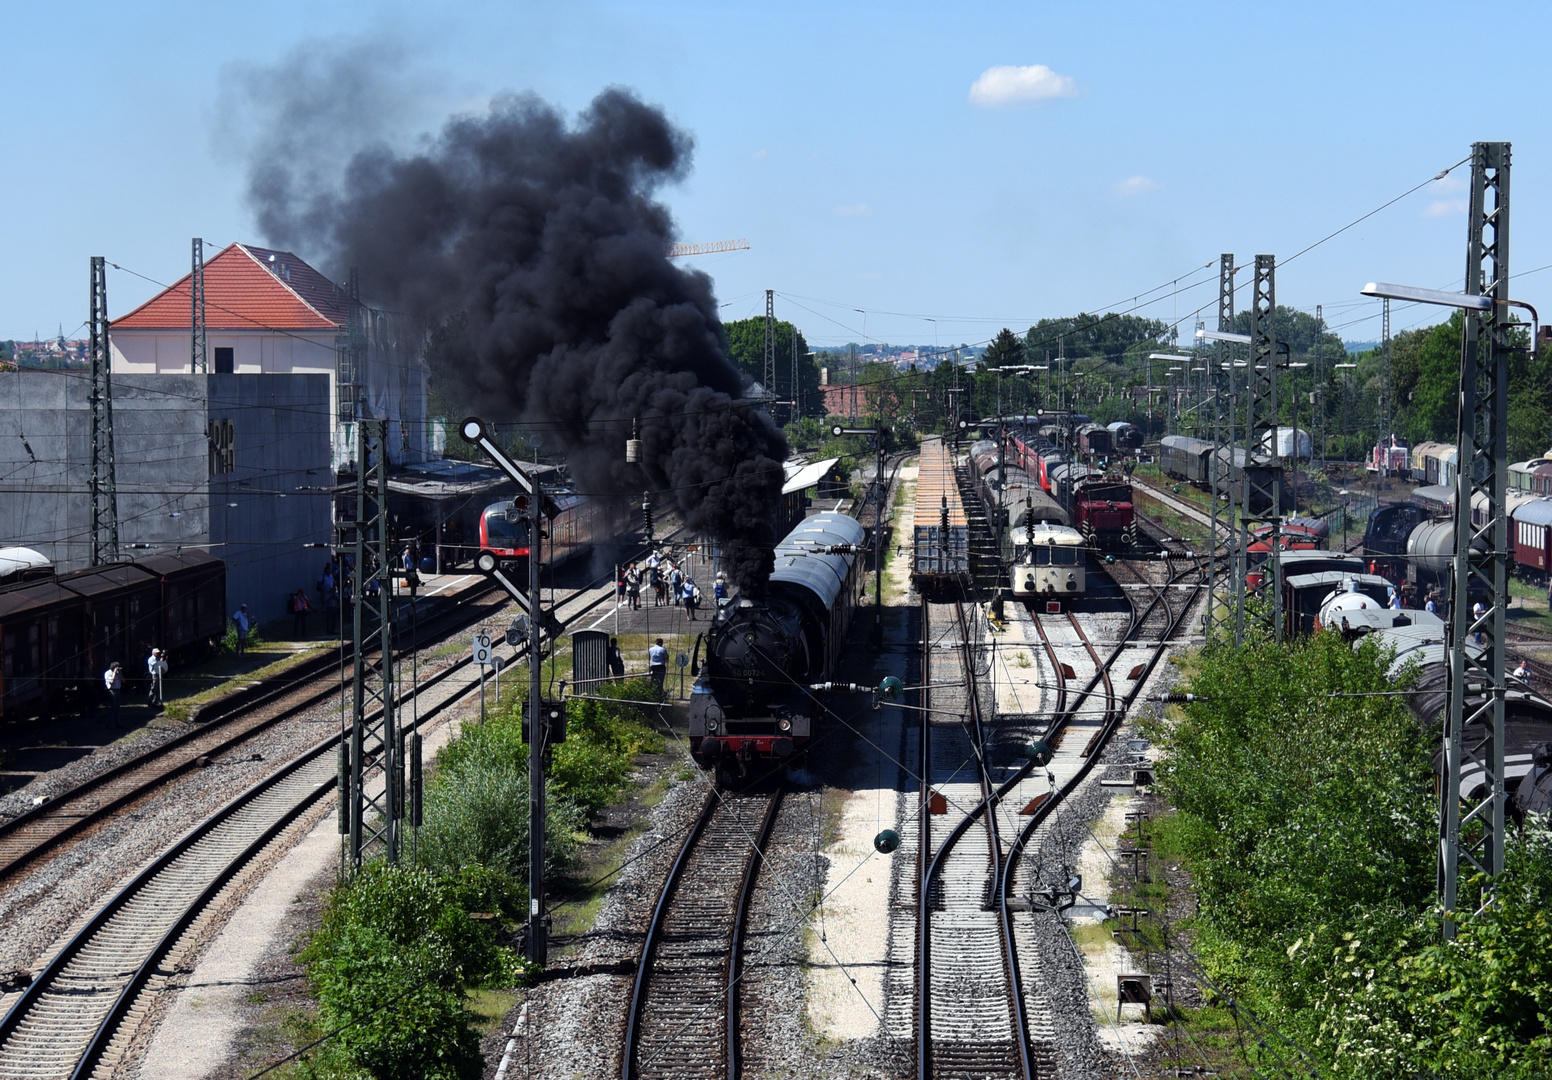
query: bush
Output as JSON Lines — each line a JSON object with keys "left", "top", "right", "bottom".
{"left": 1156, "top": 629, "right": 1552, "bottom": 1076}
{"left": 219, "top": 621, "right": 264, "bottom": 655}
{"left": 417, "top": 754, "right": 583, "bottom": 882}
{"left": 299, "top": 863, "right": 526, "bottom": 1080}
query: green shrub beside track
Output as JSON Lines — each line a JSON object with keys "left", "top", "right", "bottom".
{"left": 1151, "top": 629, "right": 1552, "bottom": 1078}
{"left": 295, "top": 676, "right": 665, "bottom": 1079}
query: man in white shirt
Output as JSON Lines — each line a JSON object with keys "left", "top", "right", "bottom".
{"left": 648, "top": 638, "right": 668, "bottom": 696}
{"left": 146, "top": 648, "right": 168, "bottom": 707}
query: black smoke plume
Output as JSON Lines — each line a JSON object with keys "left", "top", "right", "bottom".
{"left": 245, "top": 74, "right": 787, "bottom": 591}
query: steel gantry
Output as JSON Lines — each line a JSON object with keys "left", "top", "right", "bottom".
{"left": 1442, "top": 141, "right": 1511, "bottom": 933}
{"left": 88, "top": 256, "right": 118, "bottom": 566}
{"left": 344, "top": 418, "right": 406, "bottom": 868}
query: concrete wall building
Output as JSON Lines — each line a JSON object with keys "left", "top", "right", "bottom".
{"left": 110, "top": 242, "right": 433, "bottom": 472}
{"left": 0, "top": 370, "right": 332, "bottom": 626}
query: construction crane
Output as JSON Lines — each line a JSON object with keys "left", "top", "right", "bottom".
{"left": 666, "top": 238, "right": 750, "bottom": 258}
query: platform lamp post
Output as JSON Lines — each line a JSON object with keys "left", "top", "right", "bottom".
{"left": 1361, "top": 261, "right": 1540, "bottom": 932}
{"left": 834, "top": 424, "right": 886, "bottom": 625}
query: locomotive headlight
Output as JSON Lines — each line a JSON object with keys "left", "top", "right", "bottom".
{"left": 778, "top": 718, "right": 792, "bottom": 732}
{"left": 707, "top": 719, "right": 719, "bottom": 733}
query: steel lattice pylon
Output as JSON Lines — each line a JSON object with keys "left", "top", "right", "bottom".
{"left": 763, "top": 288, "right": 776, "bottom": 404}
{"left": 1237, "top": 255, "right": 1282, "bottom": 640}
{"left": 191, "top": 238, "right": 207, "bottom": 374}
{"left": 88, "top": 256, "right": 118, "bottom": 566}
{"left": 346, "top": 419, "right": 403, "bottom": 867}
{"left": 1441, "top": 141, "right": 1510, "bottom": 934}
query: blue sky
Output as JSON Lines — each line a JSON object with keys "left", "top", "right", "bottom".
{"left": 4, "top": 1, "right": 1550, "bottom": 351}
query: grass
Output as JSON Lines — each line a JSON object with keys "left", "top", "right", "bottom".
{"left": 160, "top": 643, "right": 329, "bottom": 721}
{"left": 1133, "top": 491, "right": 1212, "bottom": 547}
{"left": 546, "top": 769, "right": 674, "bottom": 943}
{"left": 465, "top": 987, "right": 519, "bottom": 1036}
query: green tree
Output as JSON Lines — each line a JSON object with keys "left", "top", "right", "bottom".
{"left": 722, "top": 317, "right": 820, "bottom": 414}
{"left": 981, "top": 327, "right": 1025, "bottom": 369}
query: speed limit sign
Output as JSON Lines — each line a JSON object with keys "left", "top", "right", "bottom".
{"left": 472, "top": 631, "right": 493, "bottom": 666}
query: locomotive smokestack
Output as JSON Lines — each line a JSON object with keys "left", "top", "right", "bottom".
{"left": 238, "top": 48, "right": 786, "bottom": 592}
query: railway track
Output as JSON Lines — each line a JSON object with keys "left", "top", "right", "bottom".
{"left": 0, "top": 626, "right": 498, "bottom": 1079}
{"left": 622, "top": 785, "right": 783, "bottom": 1080}
{"left": 0, "top": 572, "right": 627, "bottom": 883}
{"left": 907, "top": 543, "right": 1206, "bottom": 1079}
{"left": 0, "top": 557, "right": 642, "bottom": 1080}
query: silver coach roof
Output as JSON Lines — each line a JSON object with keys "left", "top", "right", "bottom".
{"left": 771, "top": 511, "right": 866, "bottom": 609}
{"left": 1513, "top": 496, "right": 1552, "bottom": 528}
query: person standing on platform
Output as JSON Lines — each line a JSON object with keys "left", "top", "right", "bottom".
{"left": 104, "top": 662, "right": 123, "bottom": 726}
{"left": 626, "top": 564, "right": 642, "bottom": 610}
{"left": 608, "top": 637, "right": 625, "bottom": 679}
{"left": 146, "top": 649, "right": 167, "bottom": 708}
{"left": 1425, "top": 593, "right": 1438, "bottom": 616}
{"left": 713, "top": 573, "right": 728, "bottom": 608}
{"left": 231, "top": 605, "right": 252, "bottom": 656}
{"left": 289, "top": 589, "right": 311, "bottom": 636}
{"left": 648, "top": 638, "right": 668, "bottom": 696}
{"left": 683, "top": 576, "right": 698, "bottom": 620}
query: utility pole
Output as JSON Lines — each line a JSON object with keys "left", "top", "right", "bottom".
{"left": 88, "top": 256, "right": 117, "bottom": 566}
{"left": 191, "top": 238, "right": 207, "bottom": 374}
{"left": 345, "top": 418, "right": 403, "bottom": 867}
{"left": 1442, "top": 141, "right": 1510, "bottom": 937}
{"left": 764, "top": 289, "right": 776, "bottom": 404}
{"left": 1242, "top": 255, "right": 1283, "bottom": 641}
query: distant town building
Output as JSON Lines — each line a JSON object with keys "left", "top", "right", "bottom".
{"left": 109, "top": 243, "right": 433, "bottom": 472}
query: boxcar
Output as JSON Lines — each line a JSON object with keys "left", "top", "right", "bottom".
{"left": 133, "top": 551, "right": 227, "bottom": 662}
{"left": 0, "top": 580, "right": 90, "bottom": 719}
{"left": 1107, "top": 421, "right": 1144, "bottom": 452}
{"left": 1076, "top": 423, "right": 1112, "bottom": 455}
{"left": 57, "top": 564, "right": 162, "bottom": 680}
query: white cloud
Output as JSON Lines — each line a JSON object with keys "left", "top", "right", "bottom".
{"left": 750, "top": 148, "right": 767, "bottom": 160}
{"left": 1423, "top": 199, "right": 1468, "bottom": 218}
{"left": 968, "top": 64, "right": 1078, "bottom": 108}
{"left": 1114, "top": 175, "right": 1160, "bottom": 196}
{"left": 833, "top": 203, "right": 872, "bottom": 217}
{"left": 1430, "top": 173, "right": 1467, "bottom": 194}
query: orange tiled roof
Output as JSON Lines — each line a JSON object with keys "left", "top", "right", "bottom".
{"left": 113, "top": 243, "right": 356, "bottom": 331}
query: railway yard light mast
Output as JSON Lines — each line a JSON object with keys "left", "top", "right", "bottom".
{"left": 1148, "top": 354, "right": 1191, "bottom": 437}
{"left": 1359, "top": 140, "right": 1522, "bottom": 937}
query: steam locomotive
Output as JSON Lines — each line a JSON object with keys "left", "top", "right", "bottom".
{"left": 688, "top": 512, "right": 865, "bottom": 783}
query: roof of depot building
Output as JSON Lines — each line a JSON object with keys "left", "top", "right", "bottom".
{"left": 113, "top": 243, "right": 358, "bottom": 332}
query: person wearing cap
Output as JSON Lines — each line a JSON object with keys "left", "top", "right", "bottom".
{"left": 146, "top": 648, "right": 168, "bottom": 707}
{"left": 232, "top": 604, "right": 252, "bottom": 656}
{"left": 713, "top": 572, "right": 728, "bottom": 607}
{"left": 104, "top": 662, "right": 123, "bottom": 726}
